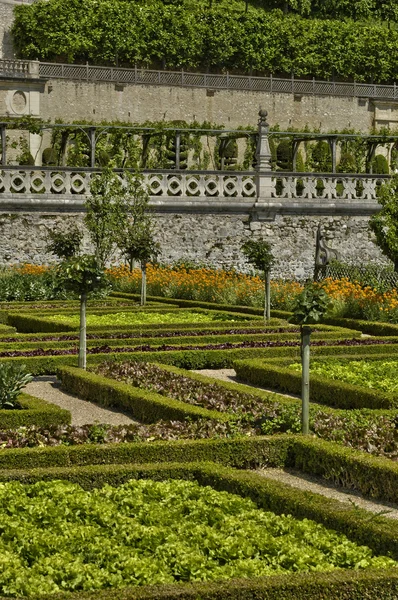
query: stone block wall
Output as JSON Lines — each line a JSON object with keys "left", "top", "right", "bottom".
{"left": 0, "top": 211, "right": 388, "bottom": 279}
{"left": 40, "top": 80, "right": 376, "bottom": 133}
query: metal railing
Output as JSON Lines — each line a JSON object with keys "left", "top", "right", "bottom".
{"left": 0, "top": 58, "right": 397, "bottom": 99}
{"left": 38, "top": 63, "right": 398, "bottom": 99}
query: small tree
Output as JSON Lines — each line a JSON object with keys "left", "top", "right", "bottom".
{"left": 56, "top": 255, "right": 107, "bottom": 369}
{"left": 241, "top": 240, "right": 274, "bottom": 322}
{"left": 116, "top": 172, "right": 160, "bottom": 306}
{"left": 291, "top": 284, "right": 331, "bottom": 434}
{"left": 369, "top": 174, "right": 398, "bottom": 272}
{"left": 46, "top": 223, "right": 83, "bottom": 259}
{"left": 86, "top": 168, "right": 126, "bottom": 268}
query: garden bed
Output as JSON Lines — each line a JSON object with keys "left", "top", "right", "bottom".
{"left": 55, "top": 362, "right": 398, "bottom": 460}
{"left": 233, "top": 356, "right": 398, "bottom": 410}
{"left": 8, "top": 308, "right": 257, "bottom": 333}
{"left": 0, "top": 474, "right": 395, "bottom": 598}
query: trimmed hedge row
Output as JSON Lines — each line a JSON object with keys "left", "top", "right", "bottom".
{"left": 322, "top": 316, "right": 398, "bottom": 337}
{"left": 1, "top": 342, "right": 398, "bottom": 375}
{"left": 0, "top": 461, "right": 397, "bottom": 563}
{"left": 1, "top": 428, "right": 398, "bottom": 505}
{"left": 12, "top": 569, "right": 398, "bottom": 600}
{"left": 112, "top": 292, "right": 398, "bottom": 336}
{"left": 233, "top": 357, "right": 398, "bottom": 409}
{"left": 0, "top": 435, "right": 290, "bottom": 471}
{"left": 0, "top": 323, "right": 16, "bottom": 333}
{"left": 0, "top": 392, "right": 71, "bottom": 428}
{"left": 57, "top": 366, "right": 233, "bottom": 423}
{"left": 288, "top": 437, "right": 398, "bottom": 505}
{"left": 0, "top": 328, "right": 361, "bottom": 353}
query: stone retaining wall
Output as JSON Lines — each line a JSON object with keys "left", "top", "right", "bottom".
{"left": 0, "top": 212, "right": 387, "bottom": 278}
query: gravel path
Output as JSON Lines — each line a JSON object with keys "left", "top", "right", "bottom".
{"left": 25, "top": 376, "right": 138, "bottom": 426}
{"left": 194, "top": 369, "right": 398, "bottom": 519}
{"left": 257, "top": 468, "right": 398, "bottom": 520}
{"left": 192, "top": 368, "right": 299, "bottom": 398}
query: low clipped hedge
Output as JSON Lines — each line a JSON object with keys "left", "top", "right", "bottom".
{"left": 0, "top": 392, "right": 71, "bottom": 428}
{"left": 9, "top": 569, "right": 398, "bottom": 600}
{"left": 322, "top": 317, "right": 398, "bottom": 336}
{"left": 0, "top": 435, "right": 290, "bottom": 472}
{"left": 1, "top": 428, "right": 398, "bottom": 504}
{"left": 57, "top": 366, "right": 233, "bottom": 423}
{"left": 287, "top": 437, "right": 398, "bottom": 505}
{"left": 233, "top": 356, "right": 398, "bottom": 409}
{"left": 1, "top": 341, "right": 398, "bottom": 375}
{"left": 0, "top": 327, "right": 360, "bottom": 353}
{"left": 0, "top": 323, "right": 16, "bottom": 333}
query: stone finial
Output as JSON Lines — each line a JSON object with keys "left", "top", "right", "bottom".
{"left": 258, "top": 108, "right": 269, "bottom": 126}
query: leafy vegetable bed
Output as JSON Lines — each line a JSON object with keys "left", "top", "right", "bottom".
{"left": 292, "top": 359, "right": 398, "bottom": 394}
{"left": 0, "top": 478, "right": 394, "bottom": 597}
{"left": 39, "top": 311, "right": 252, "bottom": 327}
{"left": 87, "top": 361, "right": 398, "bottom": 458}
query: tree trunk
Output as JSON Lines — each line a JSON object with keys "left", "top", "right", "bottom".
{"left": 78, "top": 293, "right": 87, "bottom": 369}
{"left": 264, "top": 270, "right": 271, "bottom": 322}
{"left": 141, "top": 261, "right": 147, "bottom": 306}
{"left": 301, "top": 325, "right": 311, "bottom": 434}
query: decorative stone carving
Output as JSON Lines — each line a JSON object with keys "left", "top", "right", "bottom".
{"left": 11, "top": 90, "right": 27, "bottom": 114}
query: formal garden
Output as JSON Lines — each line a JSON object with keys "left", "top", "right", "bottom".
{"left": 0, "top": 167, "right": 398, "bottom": 598}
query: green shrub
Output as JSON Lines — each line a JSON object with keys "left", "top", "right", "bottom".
{"left": 371, "top": 154, "right": 390, "bottom": 175}
{"left": 0, "top": 393, "right": 71, "bottom": 429}
{"left": 0, "top": 363, "right": 33, "bottom": 409}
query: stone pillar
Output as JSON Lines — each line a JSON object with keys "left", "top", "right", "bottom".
{"left": 28, "top": 60, "right": 40, "bottom": 79}
{"left": 255, "top": 109, "right": 273, "bottom": 200}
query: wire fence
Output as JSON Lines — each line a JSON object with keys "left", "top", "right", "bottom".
{"left": 315, "top": 263, "right": 398, "bottom": 289}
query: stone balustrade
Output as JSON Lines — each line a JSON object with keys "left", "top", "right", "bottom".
{"left": 0, "top": 167, "right": 387, "bottom": 202}
{"left": 0, "top": 168, "right": 257, "bottom": 198}
{"left": 0, "top": 58, "right": 35, "bottom": 78}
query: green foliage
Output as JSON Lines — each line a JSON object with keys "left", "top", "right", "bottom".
{"left": 0, "top": 363, "right": 32, "bottom": 409}
{"left": 86, "top": 168, "right": 128, "bottom": 268}
{"left": 0, "top": 477, "right": 393, "bottom": 597}
{"left": 276, "top": 139, "right": 292, "bottom": 170}
{"left": 42, "top": 310, "right": 250, "bottom": 328}
{"left": 56, "top": 255, "right": 107, "bottom": 297}
{"left": 337, "top": 152, "right": 357, "bottom": 173}
{"left": 12, "top": 0, "right": 398, "bottom": 83}
{"left": 369, "top": 175, "right": 398, "bottom": 271}
{"left": 241, "top": 240, "right": 274, "bottom": 272}
{"left": 302, "top": 359, "right": 398, "bottom": 394}
{"left": 291, "top": 284, "right": 332, "bottom": 325}
{"left": 115, "top": 172, "right": 160, "bottom": 269}
{"left": 41, "top": 147, "right": 57, "bottom": 166}
{"left": 0, "top": 267, "right": 70, "bottom": 302}
{"left": 371, "top": 154, "right": 390, "bottom": 175}
{"left": 310, "top": 141, "right": 332, "bottom": 173}
{"left": 46, "top": 224, "right": 83, "bottom": 259}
